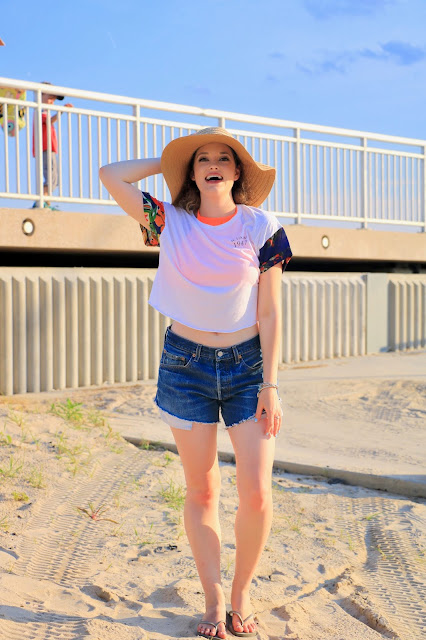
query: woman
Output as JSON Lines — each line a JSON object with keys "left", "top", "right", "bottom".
{"left": 100, "top": 127, "right": 292, "bottom": 638}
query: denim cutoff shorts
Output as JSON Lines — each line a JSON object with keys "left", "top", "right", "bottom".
{"left": 155, "top": 326, "right": 264, "bottom": 430}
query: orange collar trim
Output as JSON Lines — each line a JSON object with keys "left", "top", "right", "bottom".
{"left": 197, "top": 206, "right": 237, "bottom": 226}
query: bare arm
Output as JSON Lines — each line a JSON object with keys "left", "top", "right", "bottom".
{"left": 255, "top": 263, "right": 283, "bottom": 436}
{"left": 51, "top": 104, "right": 73, "bottom": 125}
{"left": 99, "top": 158, "right": 162, "bottom": 225}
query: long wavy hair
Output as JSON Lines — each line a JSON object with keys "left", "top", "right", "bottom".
{"left": 173, "top": 148, "right": 249, "bottom": 214}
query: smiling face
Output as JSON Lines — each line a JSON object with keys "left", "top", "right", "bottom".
{"left": 41, "top": 94, "right": 56, "bottom": 105}
{"left": 191, "top": 142, "right": 241, "bottom": 199}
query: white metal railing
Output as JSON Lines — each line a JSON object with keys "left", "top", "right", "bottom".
{"left": 0, "top": 77, "right": 425, "bottom": 231}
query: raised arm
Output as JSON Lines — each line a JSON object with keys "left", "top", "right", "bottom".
{"left": 99, "top": 158, "right": 162, "bottom": 226}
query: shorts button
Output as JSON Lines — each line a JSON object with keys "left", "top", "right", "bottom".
{"left": 217, "top": 350, "right": 223, "bottom": 357}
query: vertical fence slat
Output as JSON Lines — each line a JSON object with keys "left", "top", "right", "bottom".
{"left": 78, "top": 277, "right": 91, "bottom": 386}
{"left": 126, "top": 278, "right": 138, "bottom": 382}
{"left": 300, "top": 281, "right": 308, "bottom": 362}
{"left": 91, "top": 277, "right": 103, "bottom": 385}
{"left": 333, "top": 281, "right": 341, "bottom": 358}
{"left": 422, "top": 283, "right": 426, "bottom": 348}
{"left": 26, "top": 277, "right": 40, "bottom": 393}
{"left": 68, "top": 110, "right": 73, "bottom": 198}
{"left": 148, "top": 276, "right": 161, "bottom": 377}
{"left": 57, "top": 106, "right": 63, "bottom": 198}
{"left": 14, "top": 105, "right": 20, "bottom": 194}
{"left": 114, "top": 278, "right": 126, "bottom": 383}
{"left": 26, "top": 105, "right": 31, "bottom": 194}
{"left": 66, "top": 278, "right": 79, "bottom": 388}
{"left": 40, "top": 277, "right": 53, "bottom": 392}
{"left": 97, "top": 116, "right": 102, "bottom": 198}
{"left": 341, "top": 280, "right": 350, "bottom": 357}
{"left": 12, "top": 278, "right": 27, "bottom": 393}
{"left": 317, "top": 281, "right": 325, "bottom": 360}
{"left": 325, "top": 280, "right": 333, "bottom": 359}
{"left": 295, "top": 128, "right": 301, "bottom": 224}
{"left": 53, "top": 278, "right": 66, "bottom": 389}
{"left": 137, "top": 277, "right": 149, "bottom": 380}
{"left": 3, "top": 100, "right": 10, "bottom": 192}
{"left": 413, "top": 281, "right": 420, "bottom": 349}
{"left": 103, "top": 277, "right": 115, "bottom": 383}
{"left": 78, "top": 113, "right": 83, "bottom": 199}
{"left": 308, "top": 281, "right": 317, "bottom": 361}
{"left": 389, "top": 280, "right": 397, "bottom": 351}
{"left": 88, "top": 116, "right": 93, "bottom": 199}
{"left": 0, "top": 278, "right": 14, "bottom": 396}
{"left": 291, "top": 281, "right": 300, "bottom": 363}
{"left": 282, "top": 279, "right": 291, "bottom": 364}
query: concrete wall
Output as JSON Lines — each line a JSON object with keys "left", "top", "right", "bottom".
{"left": 0, "top": 268, "right": 425, "bottom": 396}
{"left": 1, "top": 208, "right": 426, "bottom": 265}
{"left": 281, "top": 274, "right": 366, "bottom": 363}
{"left": 388, "top": 275, "right": 426, "bottom": 351}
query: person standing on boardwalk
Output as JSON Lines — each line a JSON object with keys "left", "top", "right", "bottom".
{"left": 100, "top": 127, "right": 292, "bottom": 638}
{"left": 32, "top": 81, "right": 73, "bottom": 210}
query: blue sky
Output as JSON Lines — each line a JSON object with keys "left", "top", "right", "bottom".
{"left": 2, "top": 0, "right": 426, "bottom": 140}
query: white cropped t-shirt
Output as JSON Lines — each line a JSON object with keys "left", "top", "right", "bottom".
{"left": 140, "top": 193, "right": 292, "bottom": 333}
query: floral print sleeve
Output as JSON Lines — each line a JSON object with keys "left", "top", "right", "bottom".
{"left": 259, "top": 227, "right": 292, "bottom": 274}
{"left": 140, "top": 192, "right": 166, "bottom": 247}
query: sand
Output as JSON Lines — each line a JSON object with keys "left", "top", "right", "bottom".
{"left": 0, "top": 385, "right": 425, "bottom": 640}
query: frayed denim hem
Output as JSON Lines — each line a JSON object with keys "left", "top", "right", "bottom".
{"left": 225, "top": 412, "right": 257, "bottom": 430}
{"left": 155, "top": 400, "right": 218, "bottom": 431}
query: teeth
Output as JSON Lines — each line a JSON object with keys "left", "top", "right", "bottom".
{"left": 206, "top": 175, "right": 222, "bottom": 181}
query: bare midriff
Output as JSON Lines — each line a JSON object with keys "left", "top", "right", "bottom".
{"left": 170, "top": 321, "right": 259, "bottom": 347}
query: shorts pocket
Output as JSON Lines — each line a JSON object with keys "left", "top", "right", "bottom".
{"left": 240, "top": 348, "right": 263, "bottom": 371}
{"left": 160, "top": 343, "right": 193, "bottom": 369}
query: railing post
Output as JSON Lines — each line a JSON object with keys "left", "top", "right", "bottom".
{"left": 133, "top": 104, "right": 140, "bottom": 159}
{"left": 218, "top": 116, "right": 225, "bottom": 128}
{"left": 34, "top": 89, "right": 45, "bottom": 208}
{"left": 133, "top": 104, "right": 141, "bottom": 191}
{"left": 295, "top": 127, "right": 301, "bottom": 224}
{"left": 361, "top": 137, "right": 368, "bottom": 229}
{"left": 364, "top": 273, "right": 389, "bottom": 353}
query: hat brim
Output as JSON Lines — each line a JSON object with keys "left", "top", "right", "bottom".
{"left": 161, "top": 130, "right": 275, "bottom": 208}
{"left": 41, "top": 82, "right": 65, "bottom": 100}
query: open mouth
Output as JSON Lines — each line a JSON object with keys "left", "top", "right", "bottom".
{"left": 205, "top": 174, "right": 223, "bottom": 182}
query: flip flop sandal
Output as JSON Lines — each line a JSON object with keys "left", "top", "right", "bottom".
{"left": 197, "top": 619, "right": 226, "bottom": 638}
{"left": 226, "top": 610, "right": 257, "bottom": 637}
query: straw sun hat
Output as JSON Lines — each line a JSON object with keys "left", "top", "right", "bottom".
{"left": 160, "top": 127, "right": 276, "bottom": 208}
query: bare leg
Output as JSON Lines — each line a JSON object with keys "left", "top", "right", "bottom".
{"left": 171, "top": 422, "right": 226, "bottom": 639}
{"left": 43, "top": 185, "right": 50, "bottom": 206}
{"left": 227, "top": 417, "right": 276, "bottom": 635}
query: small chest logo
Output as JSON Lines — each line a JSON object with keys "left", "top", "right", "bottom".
{"left": 231, "top": 234, "right": 248, "bottom": 248}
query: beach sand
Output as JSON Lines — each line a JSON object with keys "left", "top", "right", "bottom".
{"left": 0, "top": 385, "right": 425, "bottom": 640}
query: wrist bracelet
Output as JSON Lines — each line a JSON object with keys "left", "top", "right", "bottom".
{"left": 257, "top": 382, "right": 279, "bottom": 397}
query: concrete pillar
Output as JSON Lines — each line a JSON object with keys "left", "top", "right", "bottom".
{"left": 365, "top": 273, "right": 389, "bottom": 353}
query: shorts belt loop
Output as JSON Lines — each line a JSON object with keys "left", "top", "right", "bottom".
{"left": 194, "top": 343, "right": 202, "bottom": 362}
{"left": 232, "top": 346, "right": 240, "bottom": 364}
